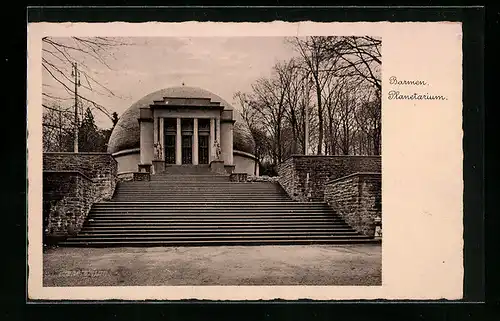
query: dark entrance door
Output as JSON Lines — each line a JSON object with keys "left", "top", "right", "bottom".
{"left": 165, "top": 135, "right": 175, "bottom": 164}
{"left": 182, "top": 135, "right": 192, "bottom": 164}
{"left": 199, "top": 135, "right": 209, "bottom": 164}
{"left": 164, "top": 118, "right": 177, "bottom": 164}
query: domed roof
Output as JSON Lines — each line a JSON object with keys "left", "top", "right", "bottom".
{"left": 107, "top": 86, "right": 255, "bottom": 155}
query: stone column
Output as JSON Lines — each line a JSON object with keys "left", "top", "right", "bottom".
{"left": 176, "top": 118, "right": 182, "bottom": 165}
{"left": 139, "top": 120, "right": 153, "bottom": 165}
{"left": 153, "top": 116, "right": 158, "bottom": 158}
{"left": 159, "top": 117, "right": 164, "bottom": 160}
{"left": 228, "top": 122, "right": 233, "bottom": 164}
{"left": 216, "top": 117, "right": 221, "bottom": 144}
{"left": 192, "top": 118, "right": 198, "bottom": 165}
{"left": 209, "top": 118, "right": 215, "bottom": 162}
{"left": 220, "top": 121, "right": 233, "bottom": 165}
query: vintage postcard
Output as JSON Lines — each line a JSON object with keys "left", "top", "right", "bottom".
{"left": 27, "top": 21, "right": 463, "bottom": 300}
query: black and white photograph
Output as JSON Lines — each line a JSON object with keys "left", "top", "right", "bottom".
{"left": 28, "top": 20, "right": 465, "bottom": 301}
{"left": 40, "top": 35, "right": 382, "bottom": 287}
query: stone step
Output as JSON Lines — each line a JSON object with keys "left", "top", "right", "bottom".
{"left": 120, "top": 180, "right": 273, "bottom": 184}
{"left": 150, "top": 176, "right": 231, "bottom": 181}
{"left": 90, "top": 213, "right": 341, "bottom": 220}
{"left": 115, "top": 192, "right": 285, "bottom": 195}
{"left": 61, "top": 172, "right": 369, "bottom": 247}
{"left": 75, "top": 232, "right": 361, "bottom": 239}
{"left": 115, "top": 191, "right": 285, "bottom": 195}
{"left": 150, "top": 175, "right": 230, "bottom": 178}
{"left": 112, "top": 192, "right": 288, "bottom": 195}
{"left": 149, "top": 180, "right": 232, "bottom": 183}
{"left": 82, "top": 222, "right": 349, "bottom": 228}
{"left": 88, "top": 208, "right": 338, "bottom": 213}
{"left": 84, "top": 219, "right": 346, "bottom": 225}
{"left": 115, "top": 189, "right": 285, "bottom": 193}
{"left": 92, "top": 205, "right": 329, "bottom": 209}
{"left": 80, "top": 226, "right": 352, "bottom": 232}
{"left": 111, "top": 197, "right": 290, "bottom": 200}
{"left": 117, "top": 182, "right": 279, "bottom": 185}
{"left": 86, "top": 222, "right": 348, "bottom": 228}
{"left": 111, "top": 196, "right": 289, "bottom": 199}
{"left": 113, "top": 195, "right": 288, "bottom": 199}
{"left": 118, "top": 191, "right": 285, "bottom": 194}
{"left": 122, "top": 186, "right": 271, "bottom": 189}
{"left": 89, "top": 210, "right": 338, "bottom": 215}
{"left": 158, "top": 172, "right": 216, "bottom": 175}
{"left": 90, "top": 208, "right": 337, "bottom": 213}
{"left": 90, "top": 205, "right": 333, "bottom": 210}
{"left": 95, "top": 201, "right": 327, "bottom": 206}
{"left": 59, "top": 238, "right": 378, "bottom": 247}
{"left": 111, "top": 194, "right": 289, "bottom": 197}
{"left": 114, "top": 188, "right": 285, "bottom": 191}
{"left": 63, "top": 234, "right": 371, "bottom": 242}
{"left": 95, "top": 208, "right": 330, "bottom": 212}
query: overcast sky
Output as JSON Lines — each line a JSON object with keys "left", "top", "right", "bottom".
{"left": 43, "top": 37, "right": 299, "bottom": 128}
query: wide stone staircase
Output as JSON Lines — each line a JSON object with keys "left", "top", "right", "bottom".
{"left": 59, "top": 166, "right": 375, "bottom": 247}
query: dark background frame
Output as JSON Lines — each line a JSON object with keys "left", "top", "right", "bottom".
{"left": 10, "top": 5, "right": 489, "bottom": 321}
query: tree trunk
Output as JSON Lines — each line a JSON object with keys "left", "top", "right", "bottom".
{"left": 291, "top": 125, "right": 298, "bottom": 154}
{"left": 276, "top": 121, "right": 282, "bottom": 163}
{"left": 316, "top": 85, "right": 323, "bottom": 155}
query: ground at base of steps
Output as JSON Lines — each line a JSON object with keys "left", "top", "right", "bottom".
{"left": 43, "top": 244, "right": 381, "bottom": 287}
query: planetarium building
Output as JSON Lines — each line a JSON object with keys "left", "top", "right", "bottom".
{"left": 107, "top": 86, "right": 259, "bottom": 177}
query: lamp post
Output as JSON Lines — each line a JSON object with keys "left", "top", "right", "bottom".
{"left": 72, "top": 62, "right": 81, "bottom": 153}
{"left": 304, "top": 76, "right": 313, "bottom": 156}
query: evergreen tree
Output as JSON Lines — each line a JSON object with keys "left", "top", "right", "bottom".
{"left": 111, "top": 112, "right": 119, "bottom": 128}
{"left": 78, "top": 107, "right": 103, "bottom": 152}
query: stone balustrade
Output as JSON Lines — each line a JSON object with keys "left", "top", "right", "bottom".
{"left": 277, "top": 155, "right": 381, "bottom": 202}
{"left": 230, "top": 172, "right": 247, "bottom": 182}
{"left": 43, "top": 153, "right": 118, "bottom": 244}
{"left": 324, "top": 172, "right": 382, "bottom": 237}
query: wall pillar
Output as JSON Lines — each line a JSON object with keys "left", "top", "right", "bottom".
{"left": 175, "top": 118, "right": 182, "bottom": 165}
{"left": 153, "top": 116, "right": 158, "bottom": 159}
{"left": 139, "top": 120, "right": 153, "bottom": 165}
{"left": 216, "top": 117, "right": 221, "bottom": 145}
{"left": 220, "top": 121, "right": 233, "bottom": 165}
{"left": 209, "top": 118, "right": 215, "bottom": 162}
{"left": 228, "top": 122, "right": 233, "bottom": 164}
{"left": 192, "top": 118, "right": 199, "bottom": 165}
{"left": 159, "top": 117, "right": 164, "bottom": 160}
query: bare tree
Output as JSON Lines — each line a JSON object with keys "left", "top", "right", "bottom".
{"left": 42, "top": 37, "right": 127, "bottom": 119}
{"left": 237, "top": 36, "right": 382, "bottom": 165}
{"left": 234, "top": 91, "right": 273, "bottom": 175}
{"left": 242, "top": 62, "right": 292, "bottom": 166}
{"left": 337, "top": 83, "right": 357, "bottom": 155}
{"left": 42, "top": 103, "right": 75, "bottom": 152}
{"left": 327, "top": 36, "right": 382, "bottom": 91}
{"left": 42, "top": 37, "right": 128, "bottom": 151}
{"left": 287, "top": 36, "right": 349, "bottom": 155}
{"left": 354, "top": 88, "right": 381, "bottom": 155}
{"left": 276, "top": 58, "right": 308, "bottom": 156}
{"left": 322, "top": 74, "right": 350, "bottom": 155}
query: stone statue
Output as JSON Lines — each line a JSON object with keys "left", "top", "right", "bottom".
{"left": 214, "top": 140, "right": 221, "bottom": 160}
{"left": 154, "top": 142, "right": 162, "bottom": 160}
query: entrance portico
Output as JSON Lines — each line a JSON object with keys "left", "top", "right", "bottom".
{"left": 138, "top": 96, "right": 234, "bottom": 174}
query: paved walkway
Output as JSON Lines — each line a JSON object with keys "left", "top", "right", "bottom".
{"left": 43, "top": 244, "right": 381, "bottom": 286}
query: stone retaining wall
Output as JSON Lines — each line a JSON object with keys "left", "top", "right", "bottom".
{"left": 44, "top": 152, "right": 118, "bottom": 200}
{"left": 246, "top": 175, "right": 280, "bottom": 183}
{"left": 277, "top": 155, "right": 381, "bottom": 202}
{"left": 43, "top": 171, "right": 95, "bottom": 244}
{"left": 324, "top": 172, "right": 381, "bottom": 237}
{"left": 43, "top": 153, "right": 118, "bottom": 243}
